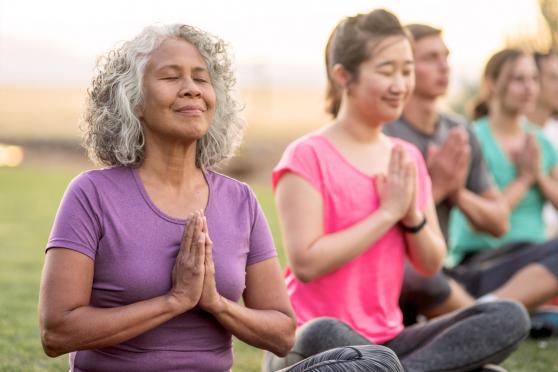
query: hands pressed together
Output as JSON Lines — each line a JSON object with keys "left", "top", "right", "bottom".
{"left": 426, "top": 127, "right": 470, "bottom": 203}
{"left": 168, "top": 210, "right": 224, "bottom": 315}
{"left": 376, "top": 144, "right": 421, "bottom": 226}
{"left": 511, "top": 133, "right": 541, "bottom": 186}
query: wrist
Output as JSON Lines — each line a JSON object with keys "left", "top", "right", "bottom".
{"left": 400, "top": 212, "right": 427, "bottom": 234}
{"left": 204, "top": 295, "right": 227, "bottom": 316}
{"left": 165, "top": 292, "right": 195, "bottom": 316}
{"left": 401, "top": 208, "right": 422, "bottom": 226}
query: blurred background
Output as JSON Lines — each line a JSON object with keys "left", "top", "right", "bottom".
{"left": 1, "top": 0, "right": 558, "bottom": 370}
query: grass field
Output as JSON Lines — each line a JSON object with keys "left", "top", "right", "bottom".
{"left": 1, "top": 166, "right": 557, "bottom": 371}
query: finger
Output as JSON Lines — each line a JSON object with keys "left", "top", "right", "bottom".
{"left": 192, "top": 215, "right": 206, "bottom": 273}
{"left": 426, "top": 144, "right": 439, "bottom": 164}
{"left": 392, "top": 145, "right": 404, "bottom": 176}
{"left": 180, "top": 213, "right": 197, "bottom": 257}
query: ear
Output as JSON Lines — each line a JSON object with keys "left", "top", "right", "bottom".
{"left": 485, "top": 78, "right": 497, "bottom": 96}
{"left": 331, "top": 63, "right": 353, "bottom": 91}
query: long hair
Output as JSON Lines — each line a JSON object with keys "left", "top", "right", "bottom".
{"left": 324, "top": 9, "right": 410, "bottom": 117}
{"left": 82, "top": 24, "right": 244, "bottom": 169}
{"left": 472, "top": 48, "right": 525, "bottom": 120}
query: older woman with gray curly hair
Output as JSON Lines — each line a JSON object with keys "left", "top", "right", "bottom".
{"left": 38, "top": 24, "right": 297, "bottom": 371}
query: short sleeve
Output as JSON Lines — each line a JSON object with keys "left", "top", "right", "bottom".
{"left": 246, "top": 187, "right": 277, "bottom": 266}
{"left": 272, "top": 138, "right": 322, "bottom": 193}
{"left": 46, "top": 173, "right": 103, "bottom": 259}
{"left": 466, "top": 128, "right": 492, "bottom": 194}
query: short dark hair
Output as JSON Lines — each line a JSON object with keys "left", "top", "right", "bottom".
{"left": 405, "top": 24, "right": 442, "bottom": 42}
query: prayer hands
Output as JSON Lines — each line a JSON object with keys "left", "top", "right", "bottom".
{"left": 426, "top": 128, "right": 470, "bottom": 202}
{"left": 511, "top": 133, "right": 540, "bottom": 185}
{"left": 376, "top": 144, "right": 417, "bottom": 222}
{"left": 169, "top": 210, "right": 222, "bottom": 314}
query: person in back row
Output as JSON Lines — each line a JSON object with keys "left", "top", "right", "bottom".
{"left": 383, "top": 24, "right": 509, "bottom": 325}
{"left": 527, "top": 52, "right": 558, "bottom": 237}
{"left": 447, "top": 48, "right": 558, "bottom": 311}
{"left": 265, "top": 10, "right": 529, "bottom": 372}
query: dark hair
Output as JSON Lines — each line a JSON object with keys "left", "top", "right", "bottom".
{"left": 405, "top": 24, "right": 442, "bottom": 42}
{"left": 325, "top": 9, "right": 410, "bottom": 117}
{"left": 472, "top": 48, "right": 526, "bottom": 120}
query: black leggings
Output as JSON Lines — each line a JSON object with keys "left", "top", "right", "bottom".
{"left": 447, "top": 239, "right": 558, "bottom": 297}
{"left": 263, "top": 300, "right": 529, "bottom": 372}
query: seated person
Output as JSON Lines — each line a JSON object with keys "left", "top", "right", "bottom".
{"left": 448, "top": 49, "right": 558, "bottom": 314}
{"left": 265, "top": 10, "right": 529, "bottom": 372}
{"left": 384, "top": 24, "right": 509, "bottom": 325}
{"left": 38, "top": 23, "right": 298, "bottom": 372}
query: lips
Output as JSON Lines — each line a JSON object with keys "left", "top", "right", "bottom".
{"left": 383, "top": 97, "right": 403, "bottom": 108}
{"left": 174, "top": 104, "right": 205, "bottom": 114}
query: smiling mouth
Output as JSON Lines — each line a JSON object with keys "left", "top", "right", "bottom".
{"left": 174, "top": 107, "right": 205, "bottom": 115}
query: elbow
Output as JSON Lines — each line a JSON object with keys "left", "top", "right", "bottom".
{"left": 41, "top": 328, "right": 67, "bottom": 358}
{"left": 492, "top": 219, "right": 509, "bottom": 238}
{"left": 291, "top": 264, "right": 319, "bottom": 283}
{"left": 271, "top": 318, "right": 297, "bottom": 357}
{"left": 40, "top": 315, "right": 72, "bottom": 358}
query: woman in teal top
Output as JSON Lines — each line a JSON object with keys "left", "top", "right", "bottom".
{"left": 447, "top": 49, "right": 558, "bottom": 312}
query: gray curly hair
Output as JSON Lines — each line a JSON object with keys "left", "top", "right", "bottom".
{"left": 82, "top": 24, "right": 244, "bottom": 169}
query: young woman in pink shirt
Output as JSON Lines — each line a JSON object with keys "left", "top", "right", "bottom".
{"left": 266, "top": 9, "right": 529, "bottom": 372}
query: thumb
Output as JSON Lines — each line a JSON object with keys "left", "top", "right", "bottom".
{"left": 426, "top": 144, "right": 439, "bottom": 163}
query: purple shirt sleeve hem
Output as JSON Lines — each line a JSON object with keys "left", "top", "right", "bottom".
{"left": 46, "top": 239, "right": 96, "bottom": 260}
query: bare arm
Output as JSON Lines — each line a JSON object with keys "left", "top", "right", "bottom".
{"left": 196, "top": 219, "right": 296, "bottom": 357}
{"left": 537, "top": 165, "right": 558, "bottom": 209}
{"left": 201, "top": 258, "right": 296, "bottom": 357}
{"left": 275, "top": 173, "right": 398, "bottom": 282}
{"left": 452, "top": 186, "right": 509, "bottom": 237}
{"left": 403, "top": 201, "right": 446, "bottom": 276}
{"left": 39, "top": 214, "right": 206, "bottom": 357}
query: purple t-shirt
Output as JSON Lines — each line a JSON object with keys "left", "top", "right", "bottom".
{"left": 46, "top": 166, "right": 277, "bottom": 372}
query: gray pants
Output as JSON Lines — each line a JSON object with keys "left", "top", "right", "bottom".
{"left": 263, "top": 300, "right": 529, "bottom": 372}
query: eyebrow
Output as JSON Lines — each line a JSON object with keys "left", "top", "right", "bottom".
{"left": 375, "top": 60, "right": 414, "bottom": 68}
{"left": 156, "top": 64, "right": 208, "bottom": 73}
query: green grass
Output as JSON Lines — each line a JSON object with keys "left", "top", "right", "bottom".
{"left": 0, "top": 166, "right": 556, "bottom": 371}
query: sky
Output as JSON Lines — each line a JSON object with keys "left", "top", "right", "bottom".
{"left": 0, "top": 0, "right": 543, "bottom": 90}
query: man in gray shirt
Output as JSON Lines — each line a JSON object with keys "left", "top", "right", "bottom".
{"left": 384, "top": 24, "right": 509, "bottom": 324}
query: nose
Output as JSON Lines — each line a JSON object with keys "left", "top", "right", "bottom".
{"left": 439, "top": 58, "right": 449, "bottom": 73}
{"left": 178, "top": 77, "right": 202, "bottom": 98}
{"left": 390, "top": 74, "right": 407, "bottom": 94}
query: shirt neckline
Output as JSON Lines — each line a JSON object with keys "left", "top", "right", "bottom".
{"left": 131, "top": 167, "right": 213, "bottom": 225}
{"left": 314, "top": 132, "right": 398, "bottom": 179}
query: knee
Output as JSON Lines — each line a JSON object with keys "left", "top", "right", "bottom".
{"left": 297, "top": 317, "right": 350, "bottom": 339}
{"left": 475, "top": 300, "right": 530, "bottom": 341}
{"left": 286, "top": 345, "right": 403, "bottom": 372}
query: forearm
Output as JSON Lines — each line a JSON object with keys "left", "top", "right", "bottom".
{"left": 208, "top": 298, "right": 296, "bottom": 357}
{"left": 537, "top": 175, "right": 558, "bottom": 209}
{"left": 453, "top": 188, "right": 509, "bottom": 237}
{"left": 293, "top": 208, "right": 398, "bottom": 282}
{"left": 41, "top": 294, "right": 186, "bottom": 357}
{"left": 503, "top": 177, "right": 531, "bottom": 209}
{"left": 404, "top": 212, "right": 445, "bottom": 275}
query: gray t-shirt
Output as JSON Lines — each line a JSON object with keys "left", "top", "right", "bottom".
{"left": 383, "top": 113, "right": 492, "bottom": 239}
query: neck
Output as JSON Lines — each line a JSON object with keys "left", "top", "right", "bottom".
{"left": 527, "top": 102, "right": 553, "bottom": 128}
{"left": 402, "top": 94, "right": 439, "bottom": 134}
{"left": 139, "top": 134, "right": 202, "bottom": 190}
{"left": 333, "top": 100, "right": 384, "bottom": 143}
{"left": 488, "top": 101, "right": 523, "bottom": 137}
